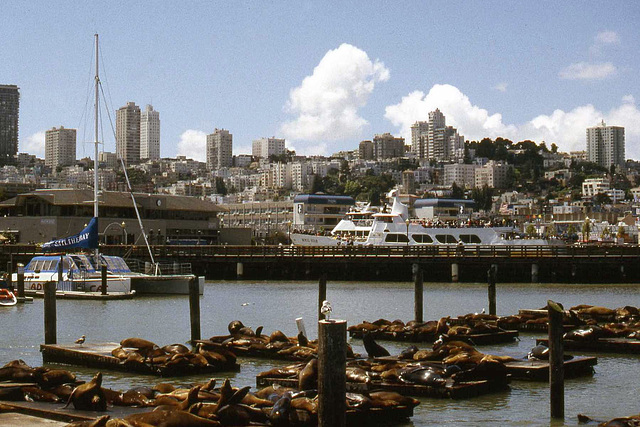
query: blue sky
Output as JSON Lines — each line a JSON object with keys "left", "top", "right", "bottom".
{"left": 2, "top": 2, "right": 639, "bottom": 161}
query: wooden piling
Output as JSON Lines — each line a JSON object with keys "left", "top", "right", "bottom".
{"left": 532, "top": 263, "right": 539, "bottom": 283}
{"left": 6, "top": 260, "right": 12, "bottom": 290}
{"left": 547, "top": 299, "right": 564, "bottom": 420}
{"left": 318, "top": 319, "right": 346, "bottom": 427}
{"left": 451, "top": 263, "right": 459, "bottom": 282}
{"left": 44, "top": 281, "right": 57, "bottom": 345}
{"left": 413, "top": 264, "right": 423, "bottom": 323}
{"left": 188, "top": 277, "right": 201, "bottom": 343}
{"left": 318, "top": 273, "right": 327, "bottom": 320}
{"left": 236, "top": 262, "right": 243, "bottom": 279}
{"left": 101, "top": 264, "right": 107, "bottom": 295}
{"left": 16, "top": 263, "right": 24, "bottom": 301}
{"left": 488, "top": 264, "right": 497, "bottom": 315}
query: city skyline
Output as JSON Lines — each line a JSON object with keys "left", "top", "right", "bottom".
{"left": 2, "top": 2, "right": 639, "bottom": 162}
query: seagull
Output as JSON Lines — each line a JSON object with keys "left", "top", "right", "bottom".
{"left": 75, "top": 335, "right": 86, "bottom": 346}
{"left": 321, "top": 300, "right": 332, "bottom": 320}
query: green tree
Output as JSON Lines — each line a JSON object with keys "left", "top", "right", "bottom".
{"left": 451, "top": 182, "right": 465, "bottom": 199}
{"left": 593, "top": 192, "right": 612, "bottom": 205}
{"left": 582, "top": 219, "right": 592, "bottom": 242}
{"left": 215, "top": 177, "right": 227, "bottom": 195}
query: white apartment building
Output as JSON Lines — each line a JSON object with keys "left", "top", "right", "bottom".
{"left": 587, "top": 121, "right": 625, "bottom": 168}
{"left": 474, "top": 161, "right": 511, "bottom": 189}
{"left": 443, "top": 163, "right": 478, "bottom": 188}
{"left": 411, "top": 121, "right": 429, "bottom": 158}
{"left": 45, "top": 126, "right": 76, "bottom": 168}
{"left": 252, "top": 137, "right": 285, "bottom": 159}
{"left": 206, "top": 128, "right": 233, "bottom": 170}
{"left": 99, "top": 151, "right": 118, "bottom": 168}
{"left": 291, "top": 161, "right": 314, "bottom": 192}
{"left": 582, "top": 178, "right": 610, "bottom": 199}
{"left": 116, "top": 102, "right": 141, "bottom": 165}
{"left": 140, "top": 105, "right": 160, "bottom": 160}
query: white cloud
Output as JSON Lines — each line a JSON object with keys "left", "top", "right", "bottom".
{"left": 280, "top": 43, "right": 390, "bottom": 150}
{"left": 20, "top": 131, "right": 46, "bottom": 157}
{"left": 385, "top": 85, "right": 640, "bottom": 159}
{"left": 559, "top": 62, "right": 617, "bottom": 80}
{"left": 492, "top": 82, "right": 508, "bottom": 92}
{"left": 590, "top": 30, "right": 620, "bottom": 55}
{"left": 176, "top": 129, "right": 207, "bottom": 162}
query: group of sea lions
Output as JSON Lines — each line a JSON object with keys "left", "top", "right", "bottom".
{"left": 200, "top": 320, "right": 358, "bottom": 361}
{"left": 110, "top": 337, "right": 237, "bottom": 375}
{"left": 349, "top": 313, "right": 506, "bottom": 342}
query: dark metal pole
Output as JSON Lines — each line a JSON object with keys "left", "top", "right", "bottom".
{"left": 548, "top": 299, "right": 564, "bottom": 420}
{"left": 6, "top": 259, "right": 12, "bottom": 291}
{"left": 318, "top": 319, "right": 346, "bottom": 427}
{"left": 413, "top": 264, "right": 423, "bottom": 323}
{"left": 16, "top": 263, "right": 24, "bottom": 302}
{"left": 318, "top": 273, "right": 327, "bottom": 320}
{"left": 44, "top": 281, "right": 57, "bottom": 344}
{"left": 188, "top": 277, "right": 201, "bottom": 343}
{"left": 101, "top": 264, "right": 107, "bottom": 295}
{"left": 488, "top": 264, "right": 497, "bottom": 315}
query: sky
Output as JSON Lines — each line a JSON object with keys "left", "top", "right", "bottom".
{"left": 2, "top": 2, "right": 640, "bottom": 162}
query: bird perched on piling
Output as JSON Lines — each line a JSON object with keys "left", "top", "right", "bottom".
{"left": 75, "top": 335, "right": 86, "bottom": 346}
{"left": 321, "top": 300, "right": 332, "bottom": 320}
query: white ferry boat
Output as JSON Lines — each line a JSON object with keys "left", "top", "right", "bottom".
{"left": 291, "top": 198, "right": 562, "bottom": 247}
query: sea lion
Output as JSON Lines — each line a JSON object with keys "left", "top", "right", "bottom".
{"left": 126, "top": 409, "right": 221, "bottom": 426}
{"left": 297, "top": 331, "right": 309, "bottom": 347}
{"left": 255, "top": 326, "right": 264, "bottom": 337}
{"left": 345, "top": 366, "right": 371, "bottom": 384}
{"left": 120, "top": 337, "right": 158, "bottom": 352}
{"left": 399, "top": 366, "right": 446, "bottom": 387}
{"left": 346, "top": 393, "right": 372, "bottom": 410}
{"left": 22, "top": 386, "right": 62, "bottom": 403}
{"left": 269, "top": 393, "right": 292, "bottom": 424}
{"left": 228, "top": 320, "right": 245, "bottom": 335}
{"left": 38, "top": 369, "right": 76, "bottom": 388}
{"left": 269, "top": 330, "right": 290, "bottom": 343}
{"left": 162, "top": 343, "right": 190, "bottom": 354}
{"left": 369, "top": 391, "right": 420, "bottom": 408}
{"left": 399, "top": 345, "right": 419, "bottom": 360}
{"left": 63, "top": 415, "right": 110, "bottom": 427}
{"left": 527, "top": 344, "right": 550, "bottom": 360}
{"left": 298, "top": 358, "right": 318, "bottom": 390}
{"left": 64, "top": 372, "right": 107, "bottom": 411}
{"left": 362, "top": 333, "right": 390, "bottom": 358}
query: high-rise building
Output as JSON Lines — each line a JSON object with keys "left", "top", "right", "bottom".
{"left": 411, "top": 109, "right": 465, "bottom": 162}
{"left": 116, "top": 102, "right": 141, "bottom": 165}
{"left": 0, "top": 85, "right": 19, "bottom": 165}
{"left": 411, "top": 121, "right": 429, "bottom": 158}
{"left": 206, "top": 128, "right": 233, "bottom": 170}
{"left": 372, "top": 133, "right": 404, "bottom": 159}
{"left": 358, "top": 140, "right": 374, "bottom": 160}
{"left": 45, "top": 126, "right": 76, "bottom": 168}
{"left": 586, "top": 120, "right": 625, "bottom": 168}
{"left": 252, "top": 137, "right": 285, "bottom": 159}
{"left": 140, "top": 104, "right": 160, "bottom": 160}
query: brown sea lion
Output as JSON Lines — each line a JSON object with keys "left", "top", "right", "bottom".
{"left": 22, "top": 386, "right": 62, "bottom": 403}
{"left": 228, "top": 320, "right": 245, "bottom": 334}
{"left": 64, "top": 372, "right": 107, "bottom": 411}
{"left": 64, "top": 415, "right": 110, "bottom": 427}
{"left": 162, "top": 343, "right": 190, "bottom": 354}
{"left": 362, "top": 333, "right": 390, "bottom": 358}
{"left": 126, "top": 409, "right": 221, "bottom": 426}
{"left": 369, "top": 391, "right": 420, "bottom": 408}
{"left": 268, "top": 330, "right": 290, "bottom": 343}
{"left": 298, "top": 358, "right": 318, "bottom": 390}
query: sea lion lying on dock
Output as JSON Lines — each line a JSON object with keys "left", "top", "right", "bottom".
{"left": 64, "top": 372, "right": 107, "bottom": 411}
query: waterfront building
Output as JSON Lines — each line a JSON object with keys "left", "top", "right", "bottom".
{"left": 373, "top": 133, "right": 404, "bottom": 160}
{"left": 206, "top": 128, "right": 233, "bottom": 170}
{"left": 252, "top": 137, "right": 285, "bottom": 159}
{"left": 0, "top": 85, "right": 19, "bottom": 165}
{"left": 45, "top": 126, "right": 76, "bottom": 168}
{"left": 0, "top": 189, "right": 224, "bottom": 245}
{"left": 587, "top": 120, "right": 625, "bottom": 168}
{"left": 116, "top": 102, "right": 141, "bottom": 165}
{"left": 220, "top": 200, "right": 293, "bottom": 242}
{"left": 293, "top": 194, "right": 355, "bottom": 232}
{"left": 140, "top": 105, "right": 160, "bottom": 160}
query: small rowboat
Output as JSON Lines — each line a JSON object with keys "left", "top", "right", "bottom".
{"left": 0, "top": 288, "right": 17, "bottom": 306}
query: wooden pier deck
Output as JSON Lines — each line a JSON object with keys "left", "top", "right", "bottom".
{"left": 536, "top": 338, "right": 640, "bottom": 354}
{"left": 504, "top": 356, "right": 597, "bottom": 381}
{"left": 348, "top": 329, "right": 518, "bottom": 345}
{"left": 40, "top": 342, "right": 239, "bottom": 376}
{"left": 256, "top": 375, "right": 509, "bottom": 399}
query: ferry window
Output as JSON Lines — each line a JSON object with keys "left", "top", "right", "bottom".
{"left": 412, "top": 234, "right": 433, "bottom": 243}
{"left": 385, "top": 233, "right": 408, "bottom": 243}
{"left": 459, "top": 234, "right": 481, "bottom": 244}
{"left": 435, "top": 234, "right": 457, "bottom": 244}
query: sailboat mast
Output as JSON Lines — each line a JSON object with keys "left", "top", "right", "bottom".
{"left": 94, "top": 34, "right": 100, "bottom": 258}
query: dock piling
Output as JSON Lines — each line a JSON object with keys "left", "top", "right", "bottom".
{"left": 548, "top": 299, "right": 565, "bottom": 420}
{"left": 16, "top": 263, "right": 24, "bottom": 302}
{"left": 413, "top": 264, "right": 423, "bottom": 323}
{"left": 6, "top": 260, "right": 12, "bottom": 290}
{"left": 236, "top": 262, "right": 243, "bottom": 279}
{"left": 44, "top": 281, "right": 57, "bottom": 344}
{"left": 488, "top": 264, "right": 497, "bottom": 315}
{"left": 188, "top": 277, "right": 201, "bottom": 343}
{"left": 532, "top": 263, "right": 539, "bottom": 283}
{"left": 318, "top": 319, "right": 346, "bottom": 427}
{"left": 318, "top": 273, "right": 327, "bottom": 320}
{"left": 101, "top": 264, "right": 107, "bottom": 295}
{"left": 451, "top": 263, "right": 459, "bottom": 282}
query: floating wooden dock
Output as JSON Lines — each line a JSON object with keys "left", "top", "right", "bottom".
{"left": 504, "top": 356, "right": 597, "bottom": 381}
{"left": 348, "top": 329, "right": 518, "bottom": 345}
{"left": 256, "top": 375, "right": 509, "bottom": 399}
{"left": 537, "top": 338, "right": 640, "bottom": 354}
{"left": 40, "top": 342, "right": 239, "bottom": 376}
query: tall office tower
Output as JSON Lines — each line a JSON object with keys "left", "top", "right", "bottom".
{"left": 372, "top": 133, "right": 405, "bottom": 159}
{"left": 411, "top": 121, "right": 429, "bottom": 158}
{"left": 45, "top": 126, "right": 76, "bottom": 168}
{"left": 116, "top": 102, "right": 141, "bottom": 165}
{"left": 0, "top": 85, "right": 20, "bottom": 165}
{"left": 140, "top": 104, "right": 160, "bottom": 160}
{"left": 206, "top": 128, "right": 233, "bottom": 170}
{"left": 586, "top": 120, "right": 625, "bottom": 168}
{"left": 252, "top": 137, "right": 285, "bottom": 158}
{"left": 424, "top": 108, "right": 464, "bottom": 163}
